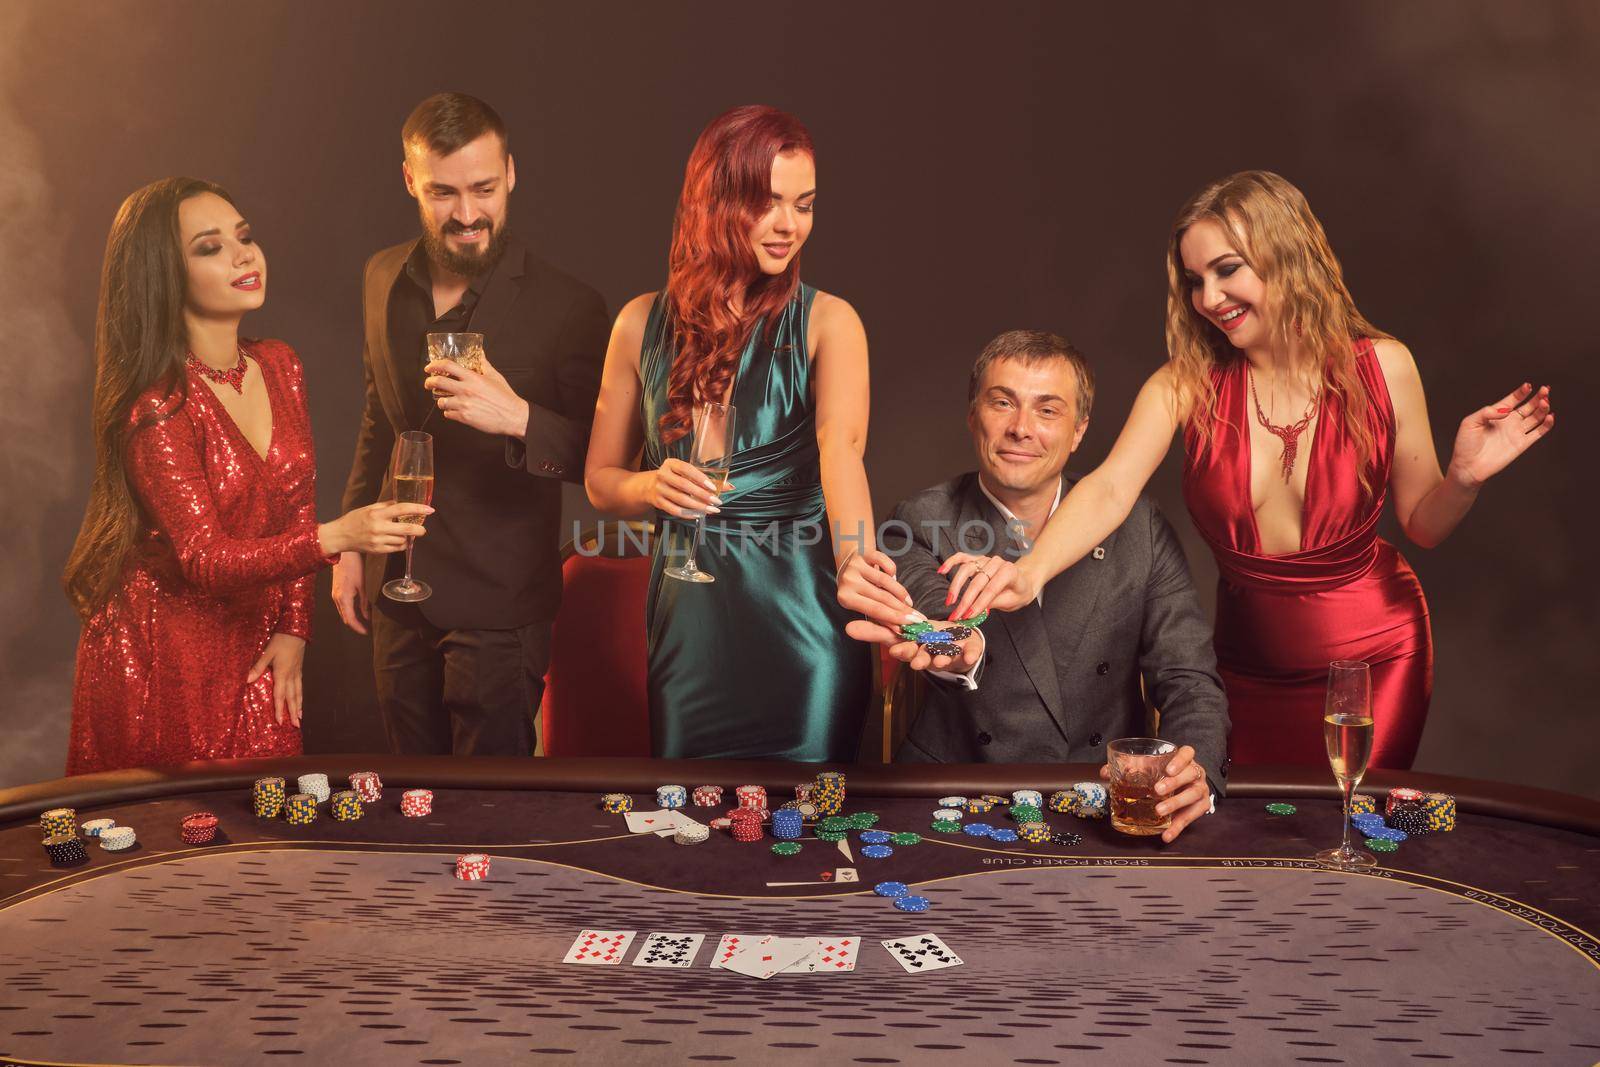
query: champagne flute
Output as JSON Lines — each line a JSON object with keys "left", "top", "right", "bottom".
{"left": 1314, "top": 659, "right": 1376, "bottom": 869}
{"left": 382, "top": 430, "right": 434, "bottom": 603}
{"left": 663, "top": 400, "right": 736, "bottom": 584}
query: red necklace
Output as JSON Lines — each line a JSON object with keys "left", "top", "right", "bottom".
{"left": 1248, "top": 366, "right": 1319, "bottom": 482}
{"left": 186, "top": 345, "right": 249, "bottom": 394}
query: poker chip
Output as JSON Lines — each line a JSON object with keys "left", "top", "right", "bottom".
{"left": 1422, "top": 792, "right": 1457, "bottom": 832}
{"left": 657, "top": 784, "right": 688, "bottom": 809}
{"left": 792, "top": 781, "right": 814, "bottom": 803}
{"left": 1012, "top": 789, "right": 1043, "bottom": 808}
{"left": 730, "top": 809, "right": 764, "bottom": 843}
{"left": 1072, "top": 781, "right": 1108, "bottom": 807}
{"left": 859, "top": 829, "right": 892, "bottom": 845}
{"left": 812, "top": 771, "right": 846, "bottom": 816}
{"left": 691, "top": 785, "right": 723, "bottom": 807}
{"left": 1365, "top": 837, "right": 1399, "bottom": 853}
{"left": 860, "top": 844, "right": 894, "bottom": 859}
{"left": 601, "top": 792, "right": 633, "bottom": 814}
{"left": 963, "top": 799, "right": 994, "bottom": 814}
{"left": 252, "top": 777, "right": 287, "bottom": 818}
{"left": 709, "top": 816, "right": 732, "bottom": 831}
{"left": 400, "top": 788, "right": 433, "bottom": 817}
{"left": 1385, "top": 787, "right": 1426, "bottom": 818}
{"left": 1389, "top": 808, "right": 1432, "bottom": 837}
{"left": 938, "top": 796, "right": 968, "bottom": 808}
{"left": 99, "top": 826, "right": 136, "bottom": 851}
{"left": 943, "top": 625, "right": 974, "bottom": 640}
{"left": 454, "top": 853, "right": 490, "bottom": 880}
{"left": 1050, "top": 831, "right": 1083, "bottom": 846}
{"left": 795, "top": 801, "right": 821, "bottom": 821}
{"left": 928, "top": 821, "right": 960, "bottom": 833}
{"left": 1047, "top": 790, "right": 1076, "bottom": 813}
{"left": 675, "top": 823, "right": 710, "bottom": 845}
{"left": 962, "top": 823, "right": 994, "bottom": 837}
{"left": 285, "top": 793, "right": 318, "bottom": 826}
{"left": 770, "top": 841, "right": 802, "bottom": 856}
{"left": 980, "top": 794, "right": 1007, "bottom": 805}
{"left": 874, "top": 881, "right": 910, "bottom": 897}
{"left": 889, "top": 832, "right": 922, "bottom": 846}
{"left": 922, "top": 642, "right": 961, "bottom": 659}
{"left": 330, "top": 791, "right": 363, "bottom": 822}
{"left": 1349, "top": 793, "right": 1378, "bottom": 816}
{"left": 1366, "top": 825, "right": 1408, "bottom": 842}
{"left": 931, "top": 809, "right": 962, "bottom": 822}
{"left": 1265, "top": 803, "right": 1297, "bottom": 816}
{"left": 1350, "top": 812, "right": 1386, "bottom": 833}
{"left": 989, "top": 828, "right": 1019, "bottom": 843}
{"left": 43, "top": 833, "right": 87, "bottom": 866}
{"left": 81, "top": 818, "right": 116, "bottom": 838}
{"left": 180, "top": 812, "right": 219, "bottom": 845}
{"left": 349, "top": 771, "right": 383, "bottom": 803}
{"left": 1010, "top": 803, "right": 1043, "bottom": 823}
{"left": 40, "top": 808, "right": 76, "bottom": 838}
{"left": 1018, "top": 822, "right": 1050, "bottom": 843}
{"left": 849, "top": 812, "right": 880, "bottom": 829}
{"left": 297, "top": 773, "right": 331, "bottom": 803}
{"left": 893, "top": 895, "right": 932, "bottom": 912}
{"left": 771, "top": 808, "right": 805, "bottom": 840}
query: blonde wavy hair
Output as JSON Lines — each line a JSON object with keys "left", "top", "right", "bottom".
{"left": 1164, "top": 170, "right": 1391, "bottom": 495}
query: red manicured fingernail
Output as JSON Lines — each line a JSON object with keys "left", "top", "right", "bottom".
{"left": 1497, "top": 407, "right": 1511, "bottom": 413}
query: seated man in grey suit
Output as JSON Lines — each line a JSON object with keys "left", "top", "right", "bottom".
{"left": 866, "top": 329, "right": 1228, "bottom": 842}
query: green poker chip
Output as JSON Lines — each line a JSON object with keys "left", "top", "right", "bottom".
{"left": 1365, "top": 837, "right": 1399, "bottom": 853}
{"left": 815, "top": 828, "right": 847, "bottom": 842}
{"left": 1010, "top": 804, "right": 1043, "bottom": 823}
{"left": 819, "top": 817, "right": 849, "bottom": 832}
{"left": 1265, "top": 803, "right": 1297, "bottom": 816}
{"left": 849, "top": 812, "right": 880, "bottom": 829}
{"left": 889, "top": 832, "right": 921, "bottom": 846}
{"left": 771, "top": 841, "right": 801, "bottom": 856}
{"left": 929, "top": 821, "right": 960, "bottom": 833}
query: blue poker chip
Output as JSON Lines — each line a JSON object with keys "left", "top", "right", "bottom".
{"left": 859, "top": 830, "right": 893, "bottom": 845}
{"left": 962, "top": 823, "right": 994, "bottom": 837}
{"left": 914, "top": 630, "right": 955, "bottom": 644}
{"left": 1350, "top": 814, "right": 1385, "bottom": 830}
{"left": 861, "top": 844, "right": 894, "bottom": 859}
{"left": 989, "top": 828, "right": 1019, "bottom": 843}
{"left": 893, "top": 895, "right": 932, "bottom": 912}
{"left": 874, "top": 881, "right": 910, "bottom": 898}
{"left": 1366, "top": 825, "right": 1408, "bottom": 842}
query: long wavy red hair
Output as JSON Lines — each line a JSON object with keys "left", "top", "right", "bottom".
{"left": 660, "top": 105, "right": 814, "bottom": 444}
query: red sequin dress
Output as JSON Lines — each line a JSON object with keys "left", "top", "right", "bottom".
{"left": 1182, "top": 341, "right": 1433, "bottom": 770}
{"left": 67, "top": 339, "right": 333, "bottom": 774}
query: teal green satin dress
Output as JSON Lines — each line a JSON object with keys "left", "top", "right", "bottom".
{"left": 640, "top": 285, "right": 872, "bottom": 761}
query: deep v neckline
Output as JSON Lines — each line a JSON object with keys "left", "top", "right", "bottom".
{"left": 201, "top": 352, "right": 277, "bottom": 465}
{"left": 1238, "top": 363, "right": 1321, "bottom": 557}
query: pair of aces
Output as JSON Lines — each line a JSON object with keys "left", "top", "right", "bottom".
{"left": 561, "top": 929, "right": 963, "bottom": 976}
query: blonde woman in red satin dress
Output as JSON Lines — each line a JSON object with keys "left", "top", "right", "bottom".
{"left": 857, "top": 171, "right": 1553, "bottom": 782}
{"left": 63, "top": 178, "right": 430, "bottom": 775}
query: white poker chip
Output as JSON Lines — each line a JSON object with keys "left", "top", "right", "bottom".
{"left": 674, "top": 824, "right": 710, "bottom": 844}
{"left": 99, "top": 826, "right": 137, "bottom": 850}
{"left": 297, "top": 773, "right": 331, "bottom": 801}
{"left": 1072, "top": 782, "right": 1108, "bottom": 806}
{"left": 937, "top": 796, "right": 968, "bottom": 808}
{"left": 932, "top": 809, "right": 962, "bottom": 822}
{"left": 1012, "top": 790, "right": 1044, "bottom": 808}
{"left": 81, "top": 818, "right": 117, "bottom": 837}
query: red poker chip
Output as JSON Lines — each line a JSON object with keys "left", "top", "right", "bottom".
{"left": 709, "top": 817, "right": 733, "bottom": 831}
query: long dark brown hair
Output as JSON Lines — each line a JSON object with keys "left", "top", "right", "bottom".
{"left": 63, "top": 177, "right": 235, "bottom": 619}
{"left": 659, "top": 105, "right": 814, "bottom": 445}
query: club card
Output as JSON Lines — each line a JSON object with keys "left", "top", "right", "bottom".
{"left": 632, "top": 931, "right": 704, "bottom": 968}
{"left": 880, "top": 933, "right": 963, "bottom": 974}
{"left": 710, "top": 932, "right": 760, "bottom": 969}
{"left": 561, "top": 929, "right": 637, "bottom": 965}
{"left": 724, "top": 935, "right": 814, "bottom": 979}
{"left": 784, "top": 936, "right": 858, "bottom": 973}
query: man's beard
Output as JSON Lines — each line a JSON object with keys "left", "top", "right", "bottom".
{"left": 420, "top": 207, "right": 510, "bottom": 277}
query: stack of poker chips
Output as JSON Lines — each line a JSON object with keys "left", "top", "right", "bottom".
{"left": 180, "top": 812, "right": 219, "bottom": 845}
{"left": 1047, "top": 790, "right": 1075, "bottom": 813}
{"left": 657, "top": 784, "right": 688, "bottom": 810}
{"left": 331, "top": 791, "right": 363, "bottom": 822}
{"left": 455, "top": 853, "right": 490, "bottom": 880}
{"left": 1012, "top": 789, "right": 1044, "bottom": 808}
{"left": 349, "top": 771, "right": 383, "bottom": 804}
{"left": 674, "top": 822, "right": 710, "bottom": 845}
{"left": 253, "top": 777, "right": 287, "bottom": 818}
{"left": 41, "top": 808, "right": 77, "bottom": 837}
{"left": 964, "top": 798, "right": 994, "bottom": 814}
{"left": 100, "top": 826, "right": 137, "bottom": 851}
{"left": 1385, "top": 787, "right": 1426, "bottom": 818}
{"left": 401, "top": 789, "right": 433, "bottom": 817}
{"left": 1349, "top": 794, "right": 1379, "bottom": 816}
{"left": 601, "top": 792, "right": 633, "bottom": 814}
{"left": 849, "top": 811, "right": 880, "bottom": 829}
{"left": 1422, "top": 792, "right": 1457, "bottom": 832}
{"left": 793, "top": 781, "right": 814, "bottom": 803}
{"left": 43, "top": 834, "right": 87, "bottom": 867}
{"left": 734, "top": 785, "right": 768, "bottom": 818}
{"left": 932, "top": 808, "right": 961, "bottom": 823}
{"left": 285, "top": 793, "right": 318, "bottom": 825}
{"left": 1067, "top": 782, "right": 1109, "bottom": 818}
{"left": 771, "top": 808, "right": 804, "bottom": 840}
{"left": 81, "top": 818, "right": 116, "bottom": 838}
{"left": 813, "top": 771, "right": 846, "bottom": 816}
{"left": 963, "top": 823, "right": 994, "bottom": 837}
{"left": 297, "top": 773, "right": 331, "bottom": 803}
{"left": 691, "top": 785, "right": 722, "bottom": 807}
{"left": 729, "top": 808, "right": 764, "bottom": 842}
{"left": 771, "top": 841, "right": 801, "bottom": 856}
{"left": 1018, "top": 821, "right": 1051, "bottom": 843}
{"left": 815, "top": 816, "right": 849, "bottom": 842}
{"left": 788, "top": 800, "right": 822, "bottom": 823}
{"left": 1010, "top": 804, "right": 1044, "bottom": 824}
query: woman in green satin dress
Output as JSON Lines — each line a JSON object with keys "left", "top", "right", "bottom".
{"left": 584, "top": 105, "right": 916, "bottom": 760}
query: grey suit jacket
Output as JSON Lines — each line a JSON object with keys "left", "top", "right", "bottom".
{"left": 882, "top": 472, "right": 1230, "bottom": 793}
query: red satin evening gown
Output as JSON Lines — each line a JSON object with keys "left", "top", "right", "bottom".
{"left": 67, "top": 339, "right": 333, "bottom": 775}
{"left": 1182, "top": 341, "right": 1432, "bottom": 769}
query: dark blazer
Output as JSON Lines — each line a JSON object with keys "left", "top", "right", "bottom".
{"left": 882, "top": 472, "right": 1230, "bottom": 792}
{"left": 341, "top": 235, "right": 609, "bottom": 631}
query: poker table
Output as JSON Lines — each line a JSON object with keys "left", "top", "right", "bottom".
{"left": 2, "top": 757, "right": 1598, "bottom": 1067}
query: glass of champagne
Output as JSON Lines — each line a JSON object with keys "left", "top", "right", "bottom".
{"left": 1314, "top": 659, "right": 1375, "bottom": 869}
{"left": 425, "top": 332, "right": 485, "bottom": 396}
{"left": 382, "top": 431, "right": 434, "bottom": 603}
{"left": 663, "top": 400, "right": 736, "bottom": 584}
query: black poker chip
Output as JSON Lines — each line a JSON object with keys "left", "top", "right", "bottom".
{"left": 923, "top": 643, "right": 961, "bottom": 659}
{"left": 1050, "top": 832, "right": 1083, "bottom": 846}
{"left": 1389, "top": 808, "right": 1432, "bottom": 837}
{"left": 942, "top": 625, "right": 974, "bottom": 640}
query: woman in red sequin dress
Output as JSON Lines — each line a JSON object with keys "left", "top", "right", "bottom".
{"left": 63, "top": 178, "right": 430, "bottom": 775}
{"left": 870, "top": 171, "right": 1554, "bottom": 775}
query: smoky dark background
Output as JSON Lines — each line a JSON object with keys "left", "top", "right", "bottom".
{"left": 2, "top": 1, "right": 1595, "bottom": 793}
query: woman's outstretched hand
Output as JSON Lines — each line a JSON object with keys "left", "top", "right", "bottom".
{"left": 1448, "top": 382, "right": 1554, "bottom": 489}
{"left": 940, "top": 552, "right": 1042, "bottom": 620}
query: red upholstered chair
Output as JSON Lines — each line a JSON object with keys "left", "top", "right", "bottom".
{"left": 539, "top": 523, "right": 654, "bottom": 757}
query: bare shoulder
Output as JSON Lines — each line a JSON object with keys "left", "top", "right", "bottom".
{"left": 1371, "top": 337, "right": 1418, "bottom": 379}
{"left": 808, "top": 289, "right": 864, "bottom": 337}
{"left": 610, "top": 291, "right": 659, "bottom": 367}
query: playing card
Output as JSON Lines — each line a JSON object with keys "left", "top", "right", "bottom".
{"left": 561, "top": 929, "right": 637, "bottom": 965}
{"left": 633, "top": 931, "right": 704, "bottom": 968}
{"left": 784, "top": 936, "right": 858, "bottom": 973}
{"left": 723, "top": 935, "right": 814, "bottom": 979}
{"left": 710, "top": 932, "right": 759, "bottom": 969}
{"left": 656, "top": 811, "right": 703, "bottom": 838}
{"left": 880, "top": 933, "right": 964, "bottom": 974}
{"left": 623, "top": 810, "right": 673, "bottom": 833}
